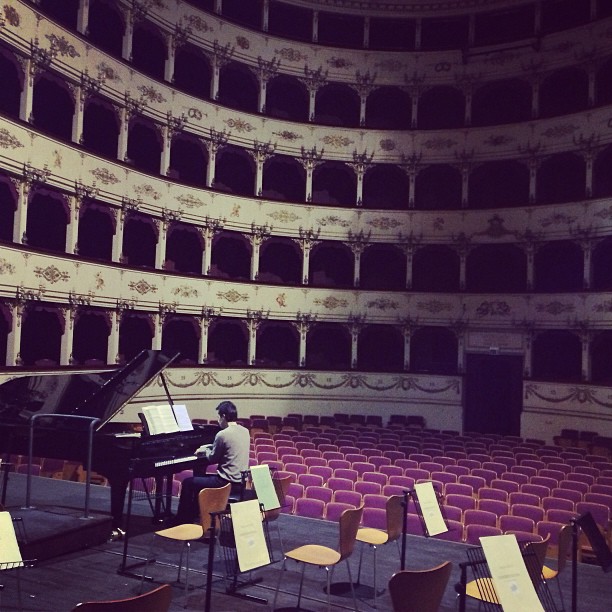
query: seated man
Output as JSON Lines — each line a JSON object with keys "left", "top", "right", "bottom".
{"left": 173, "top": 400, "right": 250, "bottom": 524}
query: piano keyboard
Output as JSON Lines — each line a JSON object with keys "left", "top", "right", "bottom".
{"left": 154, "top": 455, "right": 198, "bottom": 468}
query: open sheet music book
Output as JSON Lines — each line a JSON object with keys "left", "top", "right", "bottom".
{"left": 139, "top": 404, "right": 193, "bottom": 436}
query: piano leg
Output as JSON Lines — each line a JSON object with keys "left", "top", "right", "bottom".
{"left": 109, "top": 477, "right": 129, "bottom": 529}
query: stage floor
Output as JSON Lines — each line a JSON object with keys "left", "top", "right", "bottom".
{"left": 1, "top": 474, "right": 611, "bottom": 611}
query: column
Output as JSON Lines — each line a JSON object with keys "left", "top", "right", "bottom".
{"left": 580, "top": 328, "right": 591, "bottom": 382}
{"left": 453, "top": 321, "right": 467, "bottom": 374}
{"left": 122, "top": 7, "right": 134, "bottom": 62}
{"left": 300, "top": 66, "right": 328, "bottom": 122}
{"left": 581, "top": 239, "right": 593, "bottom": 290}
{"left": 530, "top": 78, "right": 540, "bottom": 119}
{"left": 295, "top": 313, "right": 315, "bottom": 368}
{"left": 400, "top": 321, "right": 415, "bottom": 372}
{"left": 76, "top": 0, "right": 90, "bottom": 35}
{"left": 251, "top": 141, "right": 275, "bottom": 196}
{"left": 453, "top": 235, "right": 470, "bottom": 291}
{"left": 406, "top": 76, "right": 424, "bottom": 129}
{"left": 297, "top": 228, "right": 320, "bottom": 284}
{"left": 402, "top": 153, "right": 421, "bottom": 209}
{"left": 66, "top": 196, "right": 80, "bottom": 255}
{"left": 107, "top": 309, "right": 120, "bottom": 364}
{"left": 12, "top": 178, "right": 29, "bottom": 245}
{"left": 312, "top": 11, "right": 319, "bottom": 43}
{"left": 348, "top": 315, "right": 365, "bottom": 370}
{"left": 164, "top": 33, "right": 175, "bottom": 83}
{"left": 117, "top": 104, "right": 130, "bottom": 162}
{"left": 246, "top": 310, "right": 268, "bottom": 365}
{"left": 113, "top": 198, "right": 140, "bottom": 262}
{"left": 525, "top": 241, "right": 535, "bottom": 291}
{"left": 205, "top": 128, "right": 229, "bottom": 188}
{"left": 587, "top": 67, "right": 596, "bottom": 107}
{"left": 363, "top": 17, "right": 370, "bottom": 48}
{"left": 415, "top": 18, "right": 422, "bottom": 50}
{"left": 354, "top": 71, "right": 375, "bottom": 127}
{"left": 399, "top": 234, "right": 420, "bottom": 290}
{"left": 60, "top": 307, "right": 74, "bottom": 366}
{"left": 299, "top": 146, "right": 324, "bottom": 202}
{"left": 455, "top": 152, "right": 473, "bottom": 208}
{"left": 211, "top": 42, "right": 234, "bottom": 100}
{"left": 523, "top": 326, "right": 533, "bottom": 378}
{"left": 152, "top": 312, "right": 162, "bottom": 351}
{"left": 468, "top": 14, "right": 476, "bottom": 47}
{"left": 349, "top": 151, "right": 374, "bottom": 207}
{"left": 257, "top": 57, "right": 280, "bottom": 114}
{"left": 19, "top": 57, "right": 34, "bottom": 122}
{"left": 5, "top": 302, "right": 24, "bottom": 366}
{"left": 71, "top": 83, "right": 86, "bottom": 144}
{"left": 199, "top": 308, "right": 218, "bottom": 363}
{"left": 249, "top": 224, "right": 272, "bottom": 280}
{"left": 527, "top": 153, "right": 540, "bottom": 204}
{"left": 200, "top": 217, "right": 224, "bottom": 275}
{"left": 347, "top": 230, "right": 370, "bottom": 288}
{"left": 154, "top": 218, "right": 166, "bottom": 270}
{"left": 160, "top": 124, "right": 172, "bottom": 177}
{"left": 262, "top": 0, "right": 269, "bottom": 31}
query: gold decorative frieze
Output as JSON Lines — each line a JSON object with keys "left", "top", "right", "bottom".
{"left": 3, "top": 4, "right": 20, "bottom": 26}
{"left": 268, "top": 210, "right": 300, "bottom": 223}
{"left": 525, "top": 383, "right": 612, "bottom": 409}
{"left": 367, "top": 298, "right": 399, "bottom": 310}
{"left": 540, "top": 212, "right": 577, "bottom": 227}
{"left": 484, "top": 134, "right": 514, "bottom": 146}
{"left": 45, "top": 34, "right": 80, "bottom": 58}
{"left": 134, "top": 184, "right": 161, "bottom": 200}
{"left": 137, "top": 85, "right": 166, "bottom": 104}
{"left": 475, "top": 301, "right": 511, "bottom": 317}
{"left": 34, "top": 265, "right": 69, "bottom": 283}
{"left": 379, "top": 139, "right": 396, "bottom": 151}
{"left": 185, "top": 14, "right": 212, "bottom": 33}
{"left": 176, "top": 194, "right": 204, "bottom": 208}
{"left": 535, "top": 301, "right": 575, "bottom": 315}
{"left": 216, "top": 289, "right": 248, "bottom": 303}
{"left": 417, "top": 299, "right": 452, "bottom": 314}
{"left": 320, "top": 135, "right": 354, "bottom": 148}
{"left": 235, "top": 36, "right": 250, "bottom": 50}
{"left": 317, "top": 216, "right": 351, "bottom": 227}
{"left": 313, "top": 296, "right": 348, "bottom": 309}
{"left": 541, "top": 124, "right": 580, "bottom": 138}
{"left": 0, "top": 128, "right": 23, "bottom": 149}
{"left": 274, "top": 48, "right": 307, "bottom": 62}
{"left": 94, "top": 273, "right": 104, "bottom": 289}
{"left": 276, "top": 293, "right": 287, "bottom": 307}
{"left": 593, "top": 300, "right": 612, "bottom": 313}
{"left": 422, "top": 137, "right": 458, "bottom": 150}
{"left": 224, "top": 118, "right": 254, "bottom": 133}
{"left": 327, "top": 57, "right": 353, "bottom": 69}
{"left": 272, "top": 130, "right": 303, "bottom": 141}
{"left": 129, "top": 279, "right": 158, "bottom": 295}
{"left": 90, "top": 167, "right": 119, "bottom": 184}
{"left": 367, "top": 217, "right": 403, "bottom": 230}
{"left": 172, "top": 286, "right": 199, "bottom": 298}
{"left": 0, "top": 258, "right": 16, "bottom": 274}
{"left": 96, "top": 62, "right": 122, "bottom": 82}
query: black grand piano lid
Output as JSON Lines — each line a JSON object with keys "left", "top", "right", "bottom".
{"left": 0, "top": 350, "right": 179, "bottom": 431}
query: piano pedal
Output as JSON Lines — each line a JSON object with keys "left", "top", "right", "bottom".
{"left": 109, "top": 527, "right": 125, "bottom": 542}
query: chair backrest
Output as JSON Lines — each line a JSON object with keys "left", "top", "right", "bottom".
{"left": 338, "top": 505, "right": 365, "bottom": 561}
{"left": 386, "top": 495, "right": 405, "bottom": 542}
{"left": 198, "top": 483, "right": 231, "bottom": 533}
{"left": 265, "top": 475, "right": 292, "bottom": 522}
{"left": 72, "top": 584, "right": 172, "bottom": 612}
{"left": 388, "top": 562, "right": 452, "bottom": 612}
{"left": 555, "top": 523, "right": 573, "bottom": 573}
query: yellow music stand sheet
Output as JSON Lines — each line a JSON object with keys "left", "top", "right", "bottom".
{"left": 414, "top": 481, "right": 447, "bottom": 536}
{"left": 230, "top": 499, "right": 270, "bottom": 573}
{"left": 480, "top": 534, "right": 545, "bottom": 612}
{"left": 0, "top": 511, "right": 23, "bottom": 568}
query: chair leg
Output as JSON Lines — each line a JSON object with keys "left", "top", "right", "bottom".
{"left": 139, "top": 535, "right": 157, "bottom": 594}
{"left": 296, "top": 563, "right": 306, "bottom": 610}
{"left": 184, "top": 541, "right": 191, "bottom": 596}
{"left": 346, "top": 559, "right": 359, "bottom": 611}
{"left": 272, "top": 557, "right": 286, "bottom": 610}
{"left": 372, "top": 545, "right": 377, "bottom": 609}
{"left": 357, "top": 542, "right": 365, "bottom": 585}
{"left": 325, "top": 567, "right": 332, "bottom": 612}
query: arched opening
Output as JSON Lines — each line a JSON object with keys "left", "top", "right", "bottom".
{"left": 259, "top": 238, "right": 302, "bottom": 285}
{"left": 539, "top": 67, "right": 589, "bottom": 118}
{"left": 362, "top": 165, "right": 409, "bottom": 209}
{"left": 78, "top": 202, "right": 114, "bottom": 261}
{"left": 536, "top": 153, "right": 585, "bottom": 204}
{"left": 413, "top": 245, "right": 460, "bottom": 292}
{"left": 0, "top": 47, "right": 22, "bottom": 118}
{"left": 166, "top": 225, "right": 203, "bottom": 274}
{"left": 318, "top": 12, "right": 364, "bottom": 48}
{"left": 118, "top": 314, "right": 153, "bottom": 363}
{"left": 215, "top": 145, "right": 255, "bottom": 196}
{"left": 20, "top": 307, "right": 62, "bottom": 366}
{"left": 126, "top": 117, "right": 162, "bottom": 174}
{"left": 532, "top": 330, "right": 582, "bottom": 381}
{"left": 82, "top": 96, "right": 120, "bottom": 159}
{"left": 210, "top": 231, "right": 251, "bottom": 280}
{"left": 208, "top": 318, "right": 248, "bottom": 366}
{"left": 173, "top": 43, "right": 211, "bottom": 98}
{"left": 0, "top": 178, "right": 16, "bottom": 242}
{"left": 88, "top": 0, "right": 124, "bottom": 57}
{"left": 306, "top": 323, "right": 351, "bottom": 370}
{"left": 469, "top": 161, "right": 529, "bottom": 208}
{"left": 591, "top": 331, "right": 612, "bottom": 384}
{"left": 360, "top": 244, "right": 406, "bottom": 290}
{"left": 266, "top": 75, "right": 308, "bottom": 121}
{"left": 365, "top": 87, "right": 411, "bottom": 129}
{"left": 162, "top": 316, "right": 199, "bottom": 364}
{"left": 309, "top": 242, "right": 354, "bottom": 288}
{"left": 466, "top": 244, "right": 527, "bottom": 292}
{"left": 39, "top": 0, "right": 78, "bottom": 29}
{"left": 358, "top": 325, "right": 403, "bottom": 372}
{"left": 32, "top": 74, "right": 74, "bottom": 141}
{"left": 169, "top": 134, "right": 207, "bottom": 186}
{"left": 312, "top": 161, "right": 356, "bottom": 207}
{"left": 418, "top": 86, "right": 464, "bottom": 129}
{"left": 0, "top": 305, "right": 8, "bottom": 366}
{"left": 472, "top": 79, "right": 531, "bottom": 126}
{"left": 262, "top": 155, "right": 305, "bottom": 202}
{"left": 132, "top": 21, "right": 166, "bottom": 80}
{"left": 593, "top": 145, "right": 612, "bottom": 198}
{"left": 534, "top": 241, "right": 583, "bottom": 291}
{"left": 410, "top": 327, "right": 458, "bottom": 374}
{"left": 315, "top": 84, "right": 360, "bottom": 127}
{"left": 218, "top": 62, "right": 258, "bottom": 113}
{"left": 595, "top": 56, "right": 612, "bottom": 106}
{"left": 591, "top": 237, "right": 612, "bottom": 290}
{"left": 27, "top": 191, "right": 68, "bottom": 253}
{"left": 122, "top": 214, "right": 157, "bottom": 268}
{"left": 256, "top": 322, "right": 299, "bottom": 368}
{"left": 73, "top": 310, "right": 109, "bottom": 365}
{"left": 415, "top": 165, "right": 462, "bottom": 210}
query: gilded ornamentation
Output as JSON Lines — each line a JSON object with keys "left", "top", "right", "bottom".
{"left": 367, "top": 298, "right": 399, "bottom": 310}
{"left": 186, "top": 14, "right": 212, "bottom": 32}
{"left": 320, "top": 135, "right": 354, "bottom": 148}
{"left": 541, "top": 124, "right": 580, "bottom": 138}
{"left": 3, "top": 4, "right": 20, "bottom": 26}
{"left": 275, "top": 48, "right": 307, "bottom": 62}
{"left": 217, "top": 289, "right": 249, "bottom": 303}
{"left": 129, "top": 279, "right": 157, "bottom": 294}
{"left": 231, "top": 204, "right": 241, "bottom": 217}
{"left": 594, "top": 206, "right": 612, "bottom": 220}
{"left": 90, "top": 167, "right": 119, "bottom": 184}
{"left": 176, "top": 194, "right": 204, "bottom": 208}
{"left": 535, "top": 301, "right": 575, "bottom": 315}
{"left": 95, "top": 273, "right": 104, "bottom": 289}
{"left": 272, "top": 130, "right": 303, "bottom": 141}
{"left": 379, "top": 139, "right": 396, "bottom": 151}
{"left": 0, "top": 259, "right": 16, "bottom": 274}
{"left": 187, "top": 108, "right": 204, "bottom": 120}
{"left": 525, "top": 384, "right": 612, "bottom": 409}
{"left": 317, "top": 215, "right": 351, "bottom": 227}
{"left": 224, "top": 118, "right": 254, "bottom": 132}
{"left": 96, "top": 62, "right": 121, "bottom": 82}
{"left": 34, "top": 265, "right": 69, "bottom": 283}
{"left": 422, "top": 137, "right": 457, "bottom": 150}
{"left": 475, "top": 301, "right": 511, "bottom": 317}
{"left": 540, "top": 212, "right": 577, "bottom": 227}
{"left": 236, "top": 36, "right": 249, "bottom": 49}
{"left": 327, "top": 57, "right": 353, "bottom": 69}
{"left": 137, "top": 85, "right": 166, "bottom": 104}
{"left": 313, "top": 296, "right": 348, "bottom": 309}
{"left": 45, "top": 34, "right": 80, "bottom": 58}
{"left": 367, "top": 217, "right": 402, "bottom": 230}
{"left": 268, "top": 210, "right": 300, "bottom": 223}
{"left": 276, "top": 293, "right": 287, "bottom": 307}
{"left": 172, "top": 286, "right": 199, "bottom": 298}
{"left": 0, "top": 128, "right": 23, "bottom": 149}
{"left": 134, "top": 184, "right": 161, "bottom": 200}
{"left": 593, "top": 300, "right": 612, "bottom": 313}
{"left": 52, "top": 150, "right": 62, "bottom": 168}
{"left": 417, "top": 300, "right": 452, "bottom": 314}
{"left": 474, "top": 214, "right": 516, "bottom": 239}
{"left": 484, "top": 134, "right": 514, "bottom": 146}
{"left": 433, "top": 217, "right": 445, "bottom": 231}
{"left": 373, "top": 59, "right": 405, "bottom": 72}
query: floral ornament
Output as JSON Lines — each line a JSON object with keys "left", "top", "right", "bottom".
{"left": 484, "top": 134, "right": 514, "bottom": 146}
{"left": 0, "top": 259, "right": 16, "bottom": 274}
{"left": 34, "top": 265, "right": 69, "bottom": 283}
{"left": 236, "top": 36, "right": 250, "bottom": 49}
{"left": 367, "top": 217, "right": 402, "bottom": 230}
{"left": 313, "top": 296, "right": 348, "bottom": 309}
{"left": 541, "top": 124, "right": 579, "bottom": 138}
{"left": 186, "top": 15, "right": 212, "bottom": 32}
{"left": 0, "top": 128, "right": 23, "bottom": 149}
{"left": 367, "top": 298, "right": 399, "bottom": 310}
{"left": 172, "top": 286, "right": 199, "bottom": 298}
{"left": 176, "top": 194, "right": 204, "bottom": 208}
{"left": 134, "top": 184, "right": 161, "bottom": 200}
{"left": 272, "top": 130, "right": 303, "bottom": 141}
{"left": 3, "top": 4, "right": 20, "bottom": 26}
{"left": 475, "top": 301, "right": 511, "bottom": 317}
{"left": 275, "top": 48, "right": 307, "bottom": 62}
{"left": 224, "top": 118, "right": 254, "bottom": 132}
{"left": 129, "top": 279, "right": 158, "bottom": 295}
{"left": 320, "top": 135, "right": 354, "bottom": 148}
{"left": 137, "top": 85, "right": 166, "bottom": 104}
{"left": 317, "top": 215, "right": 350, "bottom": 227}
{"left": 45, "top": 34, "right": 80, "bottom": 58}
{"left": 535, "top": 301, "right": 575, "bottom": 315}
{"left": 90, "top": 167, "right": 119, "bottom": 184}
{"left": 379, "top": 139, "right": 396, "bottom": 151}
{"left": 96, "top": 62, "right": 121, "bottom": 82}
{"left": 417, "top": 300, "right": 452, "bottom": 314}
{"left": 276, "top": 293, "right": 287, "bottom": 307}
{"left": 217, "top": 289, "right": 249, "bottom": 303}
{"left": 422, "top": 137, "right": 457, "bottom": 150}
{"left": 231, "top": 204, "right": 241, "bottom": 217}
{"left": 327, "top": 57, "right": 353, "bottom": 69}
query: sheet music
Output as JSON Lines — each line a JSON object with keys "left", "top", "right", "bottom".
{"left": 250, "top": 465, "right": 280, "bottom": 511}
{"left": 414, "top": 481, "right": 447, "bottom": 536}
{"left": 0, "top": 511, "right": 23, "bottom": 567}
{"left": 141, "top": 404, "right": 180, "bottom": 435}
{"left": 172, "top": 404, "right": 193, "bottom": 431}
{"left": 230, "top": 499, "right": 271, "bottom": 572}
{"left": 480, "top": 534, "right": 545, "bottom": 612}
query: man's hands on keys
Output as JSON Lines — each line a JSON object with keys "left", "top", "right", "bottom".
{"left": 195, "top": 443, "right": 212, "bottom": 456}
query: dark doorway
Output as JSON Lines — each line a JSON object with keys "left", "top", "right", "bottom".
{"left": 464, "top": 354, "right": 523, "bottom": 436}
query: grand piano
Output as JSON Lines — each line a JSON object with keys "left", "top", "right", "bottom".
{"left": 0, "top": 350, "right": 219, "bottom": 528}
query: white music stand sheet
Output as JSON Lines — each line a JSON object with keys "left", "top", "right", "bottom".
{"left": 0, "top": 511, "right": 23, "bottom": 568}
{"left": 230, "top": 500, "right": 271, "bottom": 573}
{"left": 250, "top": 465, "right": 280, "bottom": 511}
{"left": 480, "top": 534, "right": 545, "bottom": 612}
{"left": 414, "top": 481, "right": 447, "bottom": 536}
